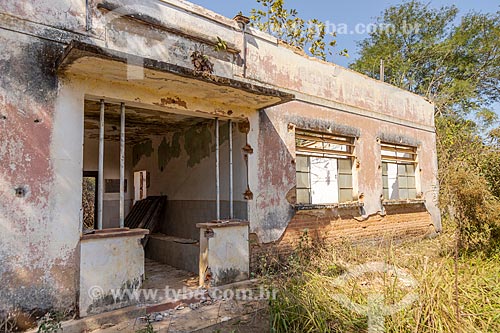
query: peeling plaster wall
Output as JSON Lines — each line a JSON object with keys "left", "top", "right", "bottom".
{"left": 199, "top": 224, "right": 249, "bottom": 286}
{"left": 245, "top": 36, "right": 434, "bottom": 128}
{"left": 248, "top": 111, "right": 296, "bottom": 243}
{"left": 100, "top": 8, "right": 240, "bottom": 79}
{"left": 0, "top": 0, "right": 440, "bottom": 318}
{"left": 79, "top": 233, "right": 145, "bottom": 317}
{"left": 132, "top": 122, "right": 248, "bottom": 240}
{"left": 32, "top": 0, "right": 245, "bottom": 83}
{"left": 250, "top": 206, "right": 436, "bottom": 271}
{"left": 0, "top": 31, "right": 80, "bottom": 316}
{"left": 0, "top": 0, "right": 86, "bottom": 32}
{"left": 248, "top": 102, "right": 439, "bottom": 243}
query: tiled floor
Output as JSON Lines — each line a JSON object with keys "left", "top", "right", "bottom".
{"left": 143, "top": 258, "right": 199, "bottom": 291}
{"left": 139, "top": 259, "right": 199, "bottom": 305}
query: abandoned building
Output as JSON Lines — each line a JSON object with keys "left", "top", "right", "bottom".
{"left": 0, "top": 0, "right": 440, "bottom": 326}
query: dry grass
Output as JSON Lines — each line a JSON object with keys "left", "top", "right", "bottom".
{"left": 265, "top": 231, "right": 500, "bottom": 332}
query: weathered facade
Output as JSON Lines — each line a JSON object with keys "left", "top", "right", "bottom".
{"left": 0, "top": 0, "right": 440, "bottom": 328}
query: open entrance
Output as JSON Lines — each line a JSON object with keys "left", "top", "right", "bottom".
{"left": 82, "top": 171, "right": 98, "bottom": 230}
{"left": 82, "top": 99, "right": 248, "bottom": 300}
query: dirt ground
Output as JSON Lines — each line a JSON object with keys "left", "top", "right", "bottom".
{"left": 90, "top": 298, "right": 270, "bottom": 333}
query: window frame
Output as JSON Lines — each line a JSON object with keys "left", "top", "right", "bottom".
{"left": 295, "top": 129, "right": 355, "bottom": 205}
{"left": 381, "top": 142, "right": 418, "bottom": 200}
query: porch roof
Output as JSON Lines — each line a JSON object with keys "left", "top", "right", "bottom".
{"left": 57, "top": 41, "right": 294, "bottom": 111}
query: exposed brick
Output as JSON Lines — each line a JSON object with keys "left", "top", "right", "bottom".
{"left": 250, "top": 206, "right": 435, "bottom": 271}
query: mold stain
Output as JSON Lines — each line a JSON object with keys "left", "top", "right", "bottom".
{"left": 184, "top": 122, "right": 212, "bottom": 168}
{"left": 157, "top": 133, "right": 181, "bottom": 172}
{"left": 133, "top": 139, "right": 154, "bottom": 166}
{"left": 215, "top": 268, "right": 241, "bottom": 286}
{"left": 210, "top": 121, "right": 229, "bottom": 153}
{"left": 86, "top": 279, "right": 141, "bottom": 316}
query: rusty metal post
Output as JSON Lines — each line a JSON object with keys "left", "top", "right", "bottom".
{"left": 85, "top": 0, "right": 92, "bottom": 31}
{"left": 119, "top": 102, "right": 126, "bottom": 228}
{"left": 215, "top": 118, "right": 220, "bottom": 220}
{"left": 97, "top": 99, "right": 105, "bottom": 230}
{"left": 380, "top": 59, "right": 385, "bottom": 82}
{"left": 242, "top": 24, "right": 247, "bottom": 78}
{"left": 229, "top": 120, "right": 234, "bottom": 219}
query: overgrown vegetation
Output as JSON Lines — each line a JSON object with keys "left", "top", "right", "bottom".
{"left": 436, "top": 117, "right": 500, "bottom": 252}
{"left": 190, "top": 36, "right": 228, "bottom": 74}
{"left": 265, "top": 232, "right": 500, "bottom": 332}
{"left": 0, "top": 310, "right": 18, "bottom": 333}
{"left": 37, "top": 312, "right": 64, "bottom": 333}
{"left": 351, "top": 0, "right": 500, "bottom": 252}
{"left": 135, "top": 315, "right": 156, "bottom": 333}
{"left": 249, "top": 2, "right": 500, "bottom": 330}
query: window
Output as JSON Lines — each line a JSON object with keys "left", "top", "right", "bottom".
{"left": 381, "top": 142, "right": 417, "bottom": 200}
{"left": 295, "top": 129, "right": 354, "bottom": 204}
{"left": 134, "top": 170, "right": 148, "bottom": 203}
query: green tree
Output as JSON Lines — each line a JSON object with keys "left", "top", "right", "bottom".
{"left": 249, "top": 0, "right": 348, "bottom": 60}
{"left": 351, "top": 1, "right": 500, "bottom": 251}
{"left": 351, "top": 1, "right": 500, "bottom": 117}
{"left": 436, "top": 116, "right": 500, "bottom": 251}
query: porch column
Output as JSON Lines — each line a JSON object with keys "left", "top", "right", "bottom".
{"left": 229, "top": 120, "right": 234, "bottom": 219}
{"left": 97, "top": 99, "right": 105, "bottom": 230}
{"left": 215, "top": 118, "right": 220, "bottom": 220}
{"left": 119, "top": 102, "right": 126, "bottom": 228}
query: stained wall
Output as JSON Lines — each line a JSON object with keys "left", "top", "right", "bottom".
{"left": 0, "top": 0, "right": 439, "bottom": 320}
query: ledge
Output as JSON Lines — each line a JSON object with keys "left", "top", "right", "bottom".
{"left": 81, "top": 228, "right": 149, "bottom": 241}
{"left": 97, "top": 0, "right": 241, "bottom": 54}
{"left": 382, "top": 199, "right": 426, "bottom": 206}
{"left": 197, "top": 220, "right": 250, "bottom": 229}
{"left": 149, "top": 233, "right": 199, "bottom": 245}
{"left": 57, "top": 41, "right": 294, "bottom": 111}
{"left": 294, "top": 202, "right": 363, "bottom": 211}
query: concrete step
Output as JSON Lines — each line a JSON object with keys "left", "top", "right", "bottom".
{"left": 26, "top": 279, "right": 265, "bottom": 333}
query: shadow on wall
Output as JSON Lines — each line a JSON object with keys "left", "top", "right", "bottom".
{"left": 0, "top": 38, "right": 76, "bottom": 331}
{"left": 0, "top": 239, "right": 66, "bottom": 332}
{"left": 255, "top": 111, "right": 296, "bottom": 242}
{"left": 254, "top": 110, "right": 366, "bottom": 244}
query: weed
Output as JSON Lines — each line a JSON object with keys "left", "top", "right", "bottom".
{"left": 0, "top": 311, "right": 18, "bottom": 333}
{"left": 37, "top": 312, "right": 63, "bottom": 333}
{"left": 136, "top": 314, "right": 156, "bottom": 333}
{"left": 214, "top": 37, "right": 227, "bottom": 52}
{"left": 268, "top": 227, "right": 500, "bottom": 332}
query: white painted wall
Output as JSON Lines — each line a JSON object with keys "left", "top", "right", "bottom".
{"left": 199, "top": 224, "right": 249, "bottom": 286}
{"left": 83, "top": 138, "right": 134, "bottom": 229}
{"left": 133, "top": 126, "right": 247, "bottom": 202}
{"left": 79, "top": 232, "right": 146, "bottom": 317}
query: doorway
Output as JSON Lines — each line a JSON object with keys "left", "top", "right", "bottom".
{"left": 82, "top": 171, "right": 98, "bottom": 230}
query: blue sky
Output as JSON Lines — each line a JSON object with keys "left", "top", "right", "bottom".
{"left": 189, "top": 1, "right": 498, "bottom": 67}
{"left": 189, "top": 0, "right": 500, "bottom": 115}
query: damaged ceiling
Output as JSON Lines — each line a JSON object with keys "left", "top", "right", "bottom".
{"left": 84, "top": 100, "right": 211, "bottom": 144}
{"left": 59, "top": 42, "right": 294, "bottom": 113}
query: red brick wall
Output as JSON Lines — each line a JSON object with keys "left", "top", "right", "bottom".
{"left": 250, "top": 204, "right": 435, "bottom": 270}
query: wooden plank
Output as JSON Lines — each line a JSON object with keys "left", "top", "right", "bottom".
{"left": 381, "top": 155, "right": 417, "bottom": 163}
{"left": 380, "top": 144, "right": 416, "bottom": 154}
{"left": 297, "top": 146, "right": 354, "bottom": 157}
{"left": 295, "top": 133, "right": 354, "bottom": 147}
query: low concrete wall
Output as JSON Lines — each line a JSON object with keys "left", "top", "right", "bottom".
{"left": 198, "top": 222, "right": 249, "bottom": 287}
{"left": 161, "top": 200, "right": 248, "bottom": 240}
{"left": 79, "top": 229, "right": 148, "bottom": 317}
{"left": 146, "top": 234, "right": 199, "bottom": 273}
